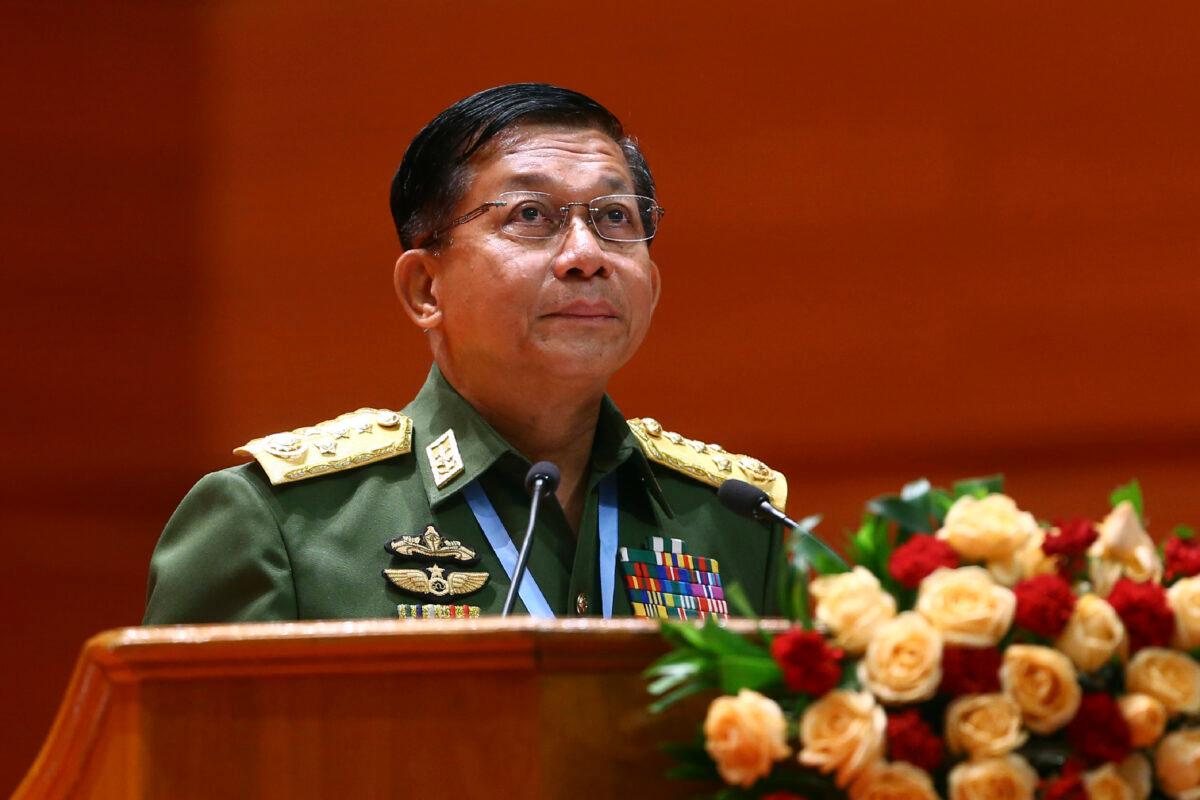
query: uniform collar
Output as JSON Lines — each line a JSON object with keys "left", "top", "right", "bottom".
{"left": 403, "top": 364, "right": 672, "bottom": 516}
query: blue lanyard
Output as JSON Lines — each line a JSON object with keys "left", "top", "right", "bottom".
{"left": 461, "top": 472, "right": 620, "bottom": 618}
{"left": 598, "top": 472, "right": 618, "bottom": 619}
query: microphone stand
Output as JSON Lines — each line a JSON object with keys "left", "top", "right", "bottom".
{"left": 502, "top": 475, "right": 548, "bottom": 617}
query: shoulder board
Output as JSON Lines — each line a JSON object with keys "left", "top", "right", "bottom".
{"left": 628, "top": 417, "right": 787, "bottom": 512}
{"left": 235, "top": 407, "right": 413, "bottom": 486}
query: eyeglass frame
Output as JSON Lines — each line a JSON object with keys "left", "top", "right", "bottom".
{"left": 418, "top": 191, "right": 666, "bottom": 248}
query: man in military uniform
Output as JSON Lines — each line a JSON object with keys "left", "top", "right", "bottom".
{"left": 144, "top": 84, "right": 786, "bottom": 624}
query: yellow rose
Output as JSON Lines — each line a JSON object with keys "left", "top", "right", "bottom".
{"left": 1168, "top": 576, "right": 1200, "bottom": 650}
{"left": 859, "top": 612, "right": 943, "bottom": 704}
{"left": 1056, "top": 594, "right": 1127, "bottom": 673}
{"left": 1154, "top": 729, "right": 1200, "bottom": 800}
{"left": 1116, "top": 754, "right": 1152, "bottom": 800}
{"left": 1088, "top": 502, "right": 1162, "bottom": 597}
{"left": 936, "top": 493, "right": 1039, "bottom": 563}
{"left": 703, "top": 689, "right": 790, "bottom": 788}
{"left": 1000, "top": 644, "right": 1082, "bottom": 734}
{"left": 1125, "top": 648, "right": 1200, "bottom": 715}
{"left": 812, "top": 567, "right": 898, "bottom": 654}
{"left": 947, "top": 755, "right": 1038, "bottom": 800}
{"left": 1084, "top": 763, "right": 1135, "bottom": 800}
{"left": 945, "top": 693, "right": 1027, "bottom": 759}
{"left": 799, "top": 690, "right": 886, "bottom": 788}
{"left": 916, "top": 567, "right": 1015, "bottom": 647}
{"left": 1118, "top": 693, "right": 1167, "bottom": 748}
{"left": 850, "top": 761, "right": 938, "bottom": 800}
{"left": 988, "top": 527, "right": 1059, "bottom": 587}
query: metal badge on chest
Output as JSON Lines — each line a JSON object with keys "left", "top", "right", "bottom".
{"left": 384, "top": 524, "right": 488, "bottom": 618}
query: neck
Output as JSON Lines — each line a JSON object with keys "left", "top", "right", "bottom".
{"left": 441, "top": 362, "right": 605, "bottom": 533}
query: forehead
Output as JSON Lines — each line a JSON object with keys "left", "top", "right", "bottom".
{"left": 464, "top": 124, "right": 634, "bottom": 200}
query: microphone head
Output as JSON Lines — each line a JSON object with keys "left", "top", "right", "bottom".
{"left": 717, "top": 479, "right": 771, "bottom": 519}
{"left": 525, "top": 461, "right": 561, "bottom": 496}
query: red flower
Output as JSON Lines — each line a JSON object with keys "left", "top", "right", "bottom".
{"left": 1106, "top": 578, "right": 1174, "bottom": 653}
{"left": 886, "top": 710, "right": 943, "bottom": 772}
{"left": 1066, "top": 693, "right": 1132, "bottom": 765}
{"left": 1013, "top": 574, "right": 1077, "bottom": 637}
{"left": 940, "top": 646, "right": 1002, "bottom": 694}
{"left": 770, "top": 628, "right": 843, "bottom": 696}
{"left": 1042, "top": 760, "right": 1087, "bottom": 800}
{"left": 889, "top": 535, "right": 959, "bottom": 589}
{"left": 1043, "top": 519, "right": 1098, "bottom": 558}
{"left": 1165, "top": 535, "right": 1200, "bottom": 582}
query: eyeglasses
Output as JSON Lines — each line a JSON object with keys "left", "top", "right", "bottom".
{"left": 424, "top": 191, "right": 665, "bottom": 246}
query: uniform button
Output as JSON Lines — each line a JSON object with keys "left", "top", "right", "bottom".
{"left": 575, "top": 593, "right": 589, "bottom": 615}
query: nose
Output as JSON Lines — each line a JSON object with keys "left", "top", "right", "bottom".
{"left": 550, "top": 209, "right": 612, "bottom": 280}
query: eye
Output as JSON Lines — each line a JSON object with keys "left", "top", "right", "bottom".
{"left": 500, "top": 197, "right": 559, "bottom": 237}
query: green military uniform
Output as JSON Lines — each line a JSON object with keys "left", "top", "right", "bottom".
{"left": 143, "top": 366, "right": 787, "bottom": 624}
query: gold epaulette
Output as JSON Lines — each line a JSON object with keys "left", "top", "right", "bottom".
{"left": 235, "top": 408, "right": 413, "bottom": 486}
{"left": 628, "top": 417, "right": 787, "bottom": 512}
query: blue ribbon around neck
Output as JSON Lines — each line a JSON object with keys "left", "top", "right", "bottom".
{"left": 461, "top": 472, "right": 620, "bottom": 619}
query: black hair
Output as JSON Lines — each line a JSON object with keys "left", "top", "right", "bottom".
{"left": 389, "top": 83, "right": 655, "bottom": 250}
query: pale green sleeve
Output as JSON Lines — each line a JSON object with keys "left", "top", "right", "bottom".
{"left": 143, "top": 468, "right": 298, "bottom": 624}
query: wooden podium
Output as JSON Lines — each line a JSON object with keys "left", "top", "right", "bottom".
{"left": 17, "top": 618, "right": 706, "bottom": 799}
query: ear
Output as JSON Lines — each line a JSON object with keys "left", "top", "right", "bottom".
{"left": 648, "top": 257, "right": 662, "bottom": 311}
{"left": 393, "top": 249, "right": 442, "bottom": 331}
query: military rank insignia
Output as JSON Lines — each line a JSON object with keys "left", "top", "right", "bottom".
{"left": 620, "top": 536, "right": 728, "bottom": 621}
{"left": 384, "top": 525, "right": 488, "bottom": 615}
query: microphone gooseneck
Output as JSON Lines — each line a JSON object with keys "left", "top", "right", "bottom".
{"left": 502, "top": 461, "right": 561, "bottom": 617}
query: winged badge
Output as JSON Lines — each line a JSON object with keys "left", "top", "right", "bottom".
{"left": 383, "top": 564, "right": 489, "bottom": 599}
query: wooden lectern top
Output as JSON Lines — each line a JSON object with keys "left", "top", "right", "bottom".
{"left": 17, "top": 618, "right": 748, "bottom": 799}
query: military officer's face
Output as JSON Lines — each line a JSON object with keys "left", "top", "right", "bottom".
{"left": 405, "top": 124, "right": 661, "bottom": 387}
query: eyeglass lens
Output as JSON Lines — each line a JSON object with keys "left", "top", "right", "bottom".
{"left": 496, "top": 192, "right": 660, "bottom": 242}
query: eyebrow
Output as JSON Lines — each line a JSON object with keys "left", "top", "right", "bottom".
{"left": 503, "top": 172, "right": 633, "bottom": 194}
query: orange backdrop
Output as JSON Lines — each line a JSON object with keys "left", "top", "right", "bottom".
{"left": 4, "top": 2, "right": 1199, "bottom": 790}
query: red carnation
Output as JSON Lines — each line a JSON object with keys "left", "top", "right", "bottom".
{"left": 1066, "top": 693, "right": 1132, "bottom": 765}
{"left": 1042, "top": 760, "right": 1086, "bottom": 800}
{"left": 1165, "top": 535, "right": 1200, "bottom": 582}
{"left": 1043, "top": 519, "right": 1098, "bottom": 558}
{"left": 886, "top": 709, "right": 943, "bottom": 772}
{"left": 889, "top": 535, "right": 959, "bottom": 589}
{"left": 940, "top": 646, "right": 1002, "bottom": 694}
{"left": 1013, "top": 574, "right": 1077, "bottom": 638}
{"left": 1107, "top": 578, "right": 1174, "bottom": 653}
{"left": 770, "top": 628, "right": 843, "bottom": 696}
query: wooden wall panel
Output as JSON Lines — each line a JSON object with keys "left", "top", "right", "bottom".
{"left": 4, "top": 1, "right": 1198, "bottom": 791}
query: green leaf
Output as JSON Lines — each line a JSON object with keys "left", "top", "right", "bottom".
{"left": 649, "top": 680, "right": 712, "bottom": 714}
{"left": 953, "top": 474, "right": 1004, "bottom": 498}
{"left": 791, "top": 573, "right": 811, "bottom": 629}
{"left": 930, "top": 488, "right": 955, "bottom": 524}
{"left": 868, "top": 495, "right": 932, "bottom": 535}
{"left": 792, "top": 530, "right": 849, "bottom": 574}
{"left": 659, "top": 619, "right": 707, "bottom": 650}
{"left": 724, "top": 581, "right": 758, "bottom": 619}
{"left": 1174, "top": 525, "right": 1195, "bottom": 540}
{"left": 838, "top": 657, "right": 861, "bottom": 690}
{"left": 647, "top": 659, "right": 708, "bottom": 695}
{"left": 697, "top": 616, "right": 771, "bottom": 658}
{"left": 849, "top": 513, "right": 890, "bottom": 583}
{"left": 1110, "top": 479, "right": 1144, "bottom": 522}
{"left": 716, "top": 653, "right": 784, "bottom": 693}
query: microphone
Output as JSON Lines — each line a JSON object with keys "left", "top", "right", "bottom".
{"left": 718, "top": 479, "right": 805, "bottom": 529}
{"left": 502, "top": 461, "right": 561, "bottom": 617}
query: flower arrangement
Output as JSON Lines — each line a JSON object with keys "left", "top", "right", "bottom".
{"left": 645, "top": 477, "right": 1200, "bottom": 800}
